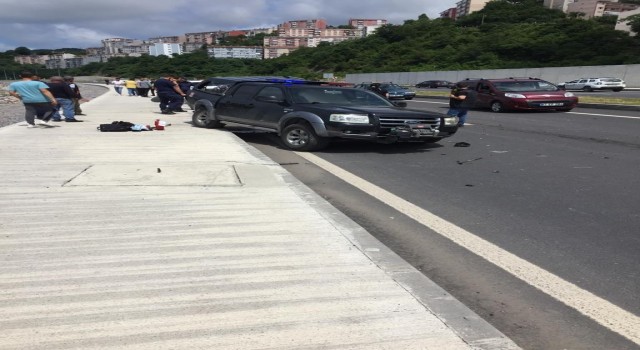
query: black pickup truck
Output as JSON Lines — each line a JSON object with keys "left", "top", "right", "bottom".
{"left": 191, "top": 80, "right": 459, "bottom": 151}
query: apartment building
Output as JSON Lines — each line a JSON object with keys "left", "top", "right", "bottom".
{"left": 616, "top": 7, "right": 640, "bottom": 35}
{"left": 348, "top": 18, "right": 387, "bottom": 28}
{"left": 185, "top": 31, "right": 221, "bottom": 45}
{"left": 148, "top": 35, "right": 186, "bottom": 44}
{"left": 602, "top": 1, "right": 640, "bottom": 16}
{"left": 565, "top": 0, "right": 638, "bottom": 18}
{"left": 263, "top": 36, "right": 308, "bottom": 59}
{"left": 208, "top": 46, "right": 263, "bottom": 59}
{"left": 14, "top": 55, "right": 51, "bottom": 65}
{"left": 265, "top": 18, "right": 371, "bottom": 59}
{"left": 456, "top": 0, "right": 491, "bottom": 17}
{"left": 149, "top": 43, "right": 183, "bottom": 57}
{"left": 543, "top": 0, "right": 576, "bottom": 12}
{"left": 101, "top": 38, "right": 145, "bottom": 55}
{"left": 348, "top": 18, "right": 387, "bottom": 35}
{"left": 439, "top": 8, "right": 457, "bottom": 19}
{"left": 440, "top": 0, "right": 489, "bottom": 20}
{"left": 567, "top": 0, "right": 615, "bottom": 18}
{"left": 278, "top": 19, "right": 327, "bottom": 31}
{"left": 45, "top": 54, "right": 83, "bottom": 69}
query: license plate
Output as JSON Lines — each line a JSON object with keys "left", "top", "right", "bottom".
{"left": 539, "top": 102, "right": 563, "bottom": 106}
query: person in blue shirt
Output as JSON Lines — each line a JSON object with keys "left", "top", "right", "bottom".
{"left": 8, "top": 71, "right": 58, "bottom": 128}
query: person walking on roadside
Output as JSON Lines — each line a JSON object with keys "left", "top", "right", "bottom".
{"left": 153, "top": 74, "right": 186, "bottom": 114}
{"left": 47, "top": 76, "right": 82, "bottom": 122}
{"left": 111, "top": 77, "right": 124, "bottom": 95}
{"left": 447, "top": 82, "right": 477, "bottom": 127}
{"left": 125, "top": 78, "right": 137, "bottom": 96}
{"left": 64, "top": 76, "right": 85, "bottom": 116}
{"left": 7, "top": 71, "right": 58, "bottom": 128}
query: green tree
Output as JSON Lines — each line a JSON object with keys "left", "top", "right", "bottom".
{"left": 622, "top": 14, "right": 640, "bottom": 34}
{"left": 14, "top": 47, "right": 31, "bottom": 55}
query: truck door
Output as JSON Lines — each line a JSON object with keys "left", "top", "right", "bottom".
{"left": 253, "top": 86, "right": 288, "bottom": 129}
{"left": 215, "top": 84, "right": 263, "bottom": 123}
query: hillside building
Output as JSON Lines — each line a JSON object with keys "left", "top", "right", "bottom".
{"left": 149, "top": 43, "right": 183, "bottom": 57}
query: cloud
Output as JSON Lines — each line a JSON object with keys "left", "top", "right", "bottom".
{"left": 0, "top": 0, "right": 458, "bottom": 50}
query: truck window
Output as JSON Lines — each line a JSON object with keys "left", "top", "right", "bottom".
{"left": 229, "top": 85, "right": 263, "bottom": 103}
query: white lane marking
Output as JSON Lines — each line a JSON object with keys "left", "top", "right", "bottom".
{"left": 411, "top": 100, "right": 448, "bottom": 105}
{"left": 411, "top": 100, "right": 640, "bottom": 119}
{"left": 295, "top": 152, "right": 640, "bottom": 345}
{"left": 568, "top": 111, "right": 640, "bottom": 120}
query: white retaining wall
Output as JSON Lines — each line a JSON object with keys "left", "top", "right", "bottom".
{"left": 345, "top": 64, "right": 640, "bottom": 88}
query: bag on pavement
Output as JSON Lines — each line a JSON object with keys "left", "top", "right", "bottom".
{"left": 97, "top": 121, "right": 135, "bottom": 132}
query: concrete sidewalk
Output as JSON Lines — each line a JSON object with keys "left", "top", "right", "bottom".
{"left": 0, "top": 90, "right": 520, "bottom": 349}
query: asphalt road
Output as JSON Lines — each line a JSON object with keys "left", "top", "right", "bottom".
{"left": 231, "top": 101, "right": 640, "bottom": 350}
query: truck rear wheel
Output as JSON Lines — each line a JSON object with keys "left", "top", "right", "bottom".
{"left": 281, "top": 123, "right": 329, "bottom": 151}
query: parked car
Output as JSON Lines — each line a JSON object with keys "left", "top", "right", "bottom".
{"left": 557, "top": 77, "right": 625, "bottom": 92}
{"left": 459, "top": 77, "right": 579, "bottom": 113}
{"left": 415, "top": 80, "right": 455, "bottom": 89}
{"left": 191, "top": 80, "right": 458, "bottom": 151}
{"left": 355, "top": 82, "right": 416, "bottom": 100}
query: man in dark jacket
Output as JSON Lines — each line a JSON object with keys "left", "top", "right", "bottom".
{"left": 153, "top": 75, "right": 187, "bottom": 114}
{"left": 448, "top": 83, "right": 477, "bottom": 127}
{"left": 48, "top": 76, "right": 82, "bottom": 122}
{"left": 64, "top": 76, "right": 84, "bottom": 116}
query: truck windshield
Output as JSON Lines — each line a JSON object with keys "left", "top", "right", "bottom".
{"left": 291, "top": 87, "right": 393, "bottom": 106}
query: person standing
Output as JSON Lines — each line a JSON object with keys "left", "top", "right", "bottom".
{"left": 149, "top": 79, "right": 156, "bottom": 96}
{"left": 175, "top": 77, "right": 192, "bottom": 112}
{"left": 47, "top": 76, "right": 82, "bottom": 122}
{"left": 111, "top": 77, "right": 124, "bottom": 95}
{"left": 447, "top": 83, "right": 477, "bottom": 127}
{"left": 125, "top": 78, "right": 137, "bottom": 96}
{"left": 7, "top": 71, "right": 58, "bottom": 128}
{"left": 136, "top": 77, "right": 152, "bottom": 97}
{"left": 153, "top": 74, "right": 186, "bottom": 114}
{"left": 64, "top": 76, "right": 84, "bottom": 116}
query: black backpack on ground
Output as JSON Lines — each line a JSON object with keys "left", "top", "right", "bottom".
{"left": 97, "top": 121, "right": 135, "bottom": 132}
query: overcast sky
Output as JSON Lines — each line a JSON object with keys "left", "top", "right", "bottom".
{"left": 0, "top": 0, "right": 458, "bottom": 52}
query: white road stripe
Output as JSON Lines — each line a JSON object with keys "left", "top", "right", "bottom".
{"left": 568, "top": 111, "right": 640, "bottom": 120}
{"left": 295, "top": 152, "right": 640, "bottom": 345}
{"left": 411, "top": 100, "right": 640, "bottom": 119}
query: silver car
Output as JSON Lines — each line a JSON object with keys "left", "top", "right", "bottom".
{"left": 559, "top": 77, "right": 626, "bottom": 92}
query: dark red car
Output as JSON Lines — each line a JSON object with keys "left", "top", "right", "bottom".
{"left": 460, "top": 78, "right": 579, "bottom": 112}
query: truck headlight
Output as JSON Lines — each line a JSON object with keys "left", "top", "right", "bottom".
{"left": 329, "top": 114, "right": 370, "bottom": 124}
{"left": 444, "top": 116, "right": 459, "bottom": 126}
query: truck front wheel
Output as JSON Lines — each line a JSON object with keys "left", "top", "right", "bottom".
{"left": 281, "top": 123, "right": 329, "bottom": 151}
{"left": 192, "top": 108, "right": 223, "bottom": 129}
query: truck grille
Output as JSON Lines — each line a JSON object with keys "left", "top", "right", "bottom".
{"left": 378, "top": 117, "right": 439, "bottom": 129}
